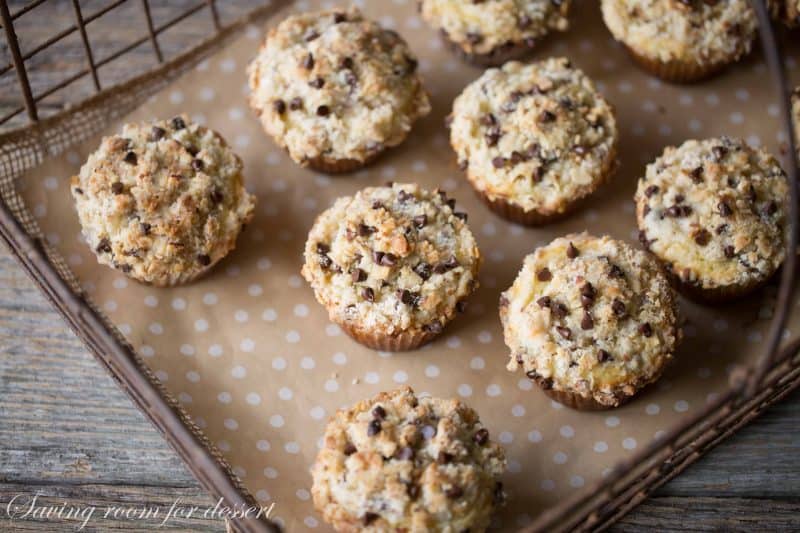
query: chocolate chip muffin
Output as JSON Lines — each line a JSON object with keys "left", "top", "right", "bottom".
{"left": 419, "top": 0, "right": 572, "bottom": 66}
{"left": 601, "top": 0, "right": 758, "bottom": 82}
{"left": 311, "top": 388, "right": 506, "bottom": 532}
{"left": 769, "top": 0, "right": 800, "bottom": 27}
{"left": 500, "top": 233, "right": 680, "bottom": 410}
{"left": 247, "top": 7, "right": 430, "bottom": 173}
{"left": 449, "top": 58, "right": 618, "bottom": 225}
{"left": 301, "top": 183, "right": 480, "bottom": 351}
{"left": 635, "top": 137, "right": 789, "bottom": 302}
{"left": 71, "top": 115, "right": 255, "bottom": 287}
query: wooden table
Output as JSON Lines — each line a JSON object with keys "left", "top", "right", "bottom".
{"left": 1, "top": 1, "right": 799, "bottom": 530}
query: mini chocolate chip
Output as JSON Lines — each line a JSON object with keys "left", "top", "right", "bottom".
{"left": 185, "top": 144, "right": 199, "bottom": 156}
{"left": 192, "top": 159, "right": 204, "bottom": 171}
{"left": 644, "top": 185, "right": 659, "bottom": 198}
{"left": 537, "top": 268, "right": 552, "bottom": 281}
{"left": 473, "top": 428, "right": 489, "bottom": 445}
{"left": 372, "top": 405, "right": 386, "bottom": 420}
{"left": 466, "top": 32, "right": 482, "bottom": 44}
{"left": 302, "top": 53, "right": 314, "bottom": 69}
{"left": 304, "top": 30, "right": 319, "bottom": 41}
{"left": 689, "top": 166, "right": 704, "bottom": 183}
{"left": 609, "top": 264, "right": 625, "bottom": 279}
{"left": 566, "top": 242, "right": 579, "bottom": 258}
{"left": 716, "top": 223, "right": 728, "bottom": 235}
{"left": 552, "top": 301, "right": 569, "bottom": 319}
{"left": 289, "top": 97, "right": 303, "bottom": 110}
{"left": 367, "top": 419, "right": 381, "bottom": 436}
{"left": 456, "top": 300, "right": 468, "bottom": 313}
{"left": 612, "top": 298, "right": 626, "bottom": 317}
{"left": 424, "top": 320, "right": 443, "bottom": 334}
{"left": 123, "top": 151, "right": 137, "bottom": 165}
{"left": 537, "top": 296, "right": 552, "bottom": 308}
{"left": 764, "top": 201, "right": 778, "bottom": 216}
{"left": 111, "top": 182, "right": 124, "bottom": 194}
{"left": 309, "top": 77, "right": 325, "bottom": 89}
{"left": 480, "top": 113, "right": 497, "bottom": 126}
{"left": 665, "top": 204, "right": 693, "bottom": 217}
{"left": 581, "top": 312, "right": 594, "bottom": 330}
{"left": 556, "top": 326, "right": 572, "bottom": 339}
{"left": 362, "top": 287, "right": 375, "bottom": 302}
{"left": 395, "top": 446, "right": 414, "bottom": 460}
{"left": 639, "top": 323, "right": 653, "bottom": 337}
{"left": 344, "top": 443, "right": 357, "bottom": 455}
{"left": 407, "top": 483, "right": 420, "bottom": 499}
{"left": 718, "top": 200, "right": 732, "bottom": 217}
{"left": 273, "top": 99, "right": 286, "bottom": 114}
{"left": 485, "top": 128, "right": 501, "bottom": 147}
{"left": 351, "top": 268, "right": 367, "bottom": 283}
{"left": 363, "top": 512, "right": 379, "bottom": 526}
{"left": 437, "top": 451, "right": 453, "bottom": 464}
{"left": 539, "top": 110, "right": 556, "bottom": 123}
{"left": 712, "top": 145, "right": 727, "bottom": 161}
{"left": 454, "top": 212, "right": 468, "bottom": 221}
{"left": 333, "top": 11, "right": 346, "bottom": 23}
{"left": 150, "top": 126, "right": 165, "bottom": 141}
{"left": 371, "top": 200, "right": 383, "bottom": 210}
{"left": 379, "top": 253, "right": 397, "bottom": 266}
{"left": 445, "top": 486, "right": 463, "bottom": 499}
{"left": 674, "top": 194, "right": 685, "bottom": 204}
{"left": 397, "top": 289, "right": 418, "bottom": 306}
{"left": 413, "top": 214, "right": 427, "bottom": 228}
{"left": 694, "top": 228, "right": 711, "bottom": 246}
{"left": 491, "top": 156, "right": 506, "bottom": 169}
{"left": 316, "top": 105, "right": 330, "bottom": 117}
{"left": 74, "top": 187, "right": 83, "bottom": 195}
{"left": 597, "top": 349, "right": 611, "bottom": 363}
{"left": 95, "top": 238, "right": 112, "bottom": 254}
{"left": 358, "top": 223, "right": 376, "bottom": 237}
{"left": 414, "top": 262, "right": 432, "bottom": 280}
{"left": 531, "top": 166, "right": 544, "bottom": 183}
{"left": 140, "top": 222, "right": 151, "bottom": 235}
{"left": 724, "top": 245, "right": 736, "bottom": 258}
{"left": 171, "top": 116, "right": 186, "bottom": 130}
{"left": 197, "top": 254, "right": 211, "bottom": 266}
{"left": 316, "top": 242, "right": 330, "bottom": 254}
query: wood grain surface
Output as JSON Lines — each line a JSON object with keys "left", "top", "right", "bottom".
{"left": 1, "top": 1, "right": 799, "bottom": 531}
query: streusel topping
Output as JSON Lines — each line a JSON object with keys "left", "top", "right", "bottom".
{"left": 302, "top": 183, "right": 480, "bottom": 337}
{"left": 311, "top": 388, "right": 506, "bottom": 532}
{"left": 601, "top": 0, "right": 757, "bottom": 64}
{"left": 71, "top": 115, "right": 255, "bottom": 286}
{"left": 419, "top": 0, "right": 571, "bottom": 55}
{"left": 500, "top": 233, "right": 679, "bottom": 407}
{"left": 635, "top": 137, "right": 788, "bottom": 290}
{"left": 449, "top": 58, "right": 617, "bottom": 215}
{"left": 247, "top": 7, "right": 430, "bottom": 166}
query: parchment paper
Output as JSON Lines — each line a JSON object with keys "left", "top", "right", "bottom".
{"left": 19, "top": 1, "right": 800, "bottom": 530}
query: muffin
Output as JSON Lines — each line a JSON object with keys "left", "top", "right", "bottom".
{"left": 793, "top": 87, "right": 800, "bottom": 157}
{"left": 449, "top": 58, "right": 618, "bottom": 225}
{"left": 311, "top": 387, "right": 506, "bottom": 532}
{"left": 419, "top": 0, "right": 572, "bottom": 66}
{"left": 601, "top": 0, "right": 758, "bottom": 83}
{"left": 769, "top": 0, "right": 800, "bottom": 27}
{"left": 71, "top": 115, "right": 255, "bottom": 287}
{"left": 247, "top": 7, "right": 430, "bottom": 173}
{"left": 302, "top": 183, "right": 480, "bottom": 351}
{"left": 500, "top": 233, "right": 680, "bottom": 410}
{"left": 635, "top": 137, "right": 788, "bottom": 302}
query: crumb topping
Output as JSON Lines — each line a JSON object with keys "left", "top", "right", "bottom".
{"left": 419, "top": 0, "right": 571, "bottom": 55}
{"left": 635, "top": 137, "right": 788, "bottom": 290}
{"left": 70, "top": 115, "right": 255, "bottom": 286}
{"left": 311, "top": 388, "right": 506, "bottom": 532}
{"left": 301, "top": 183, "right": 480, "bottom": 337}
{"left": 247, "top": 7, "right": 430, "bottom": 166}
{"left": 601, "top": 0, "right": 757, "bottom": 64}
{"left": 500, "top": 233, "right": 679, "bottom": 407}
{"left": 449, "top": 58, "right": 617, "bottom": 215}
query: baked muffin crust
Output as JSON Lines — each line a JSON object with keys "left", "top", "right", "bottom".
{"left": 302, "top": 183, "right": 480, "bottom": 344}
{"left": 635, "top": 137, "right": 788, "bottom": 295}
{"left": 247, "top": 7, "right": 430, "bottom": 169}
{"left": 419, "top": 0, "right": 571, "bottom": 56}
{"left": 500, "top": 233, "right": 680, "bottom": 408}
{"left": 449, "top": 58, "right": 617, "bottom": 218}
{"left": 71, "top": 116, "right": 255, "bottom": 286}
{"left": 311, "top": 388, "right": 506, "bottom": 532}
{"left": 601, "top": 0, "right": 757, "bottom": 65}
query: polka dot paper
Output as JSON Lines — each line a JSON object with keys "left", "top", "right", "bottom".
{"left": 18, "top": 1, "right": 800, "bottom": 531}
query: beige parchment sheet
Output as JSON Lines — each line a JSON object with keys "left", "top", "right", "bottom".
{"left": 18, "top": 0, "right": 800, "bottom": 530}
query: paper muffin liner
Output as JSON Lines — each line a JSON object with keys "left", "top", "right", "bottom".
{"left": 337, "top": 320, "right": 441, "bottom": 351}
{"left": 624, "top": 45, "right": 730, "bottom": 84}
{"left": 663, "top": 266, "right": 773, "bottom": 304}
{"left": 440, "top": 32, "right": 535, "bottom": 68}
{"left": 541, "top": 388, "right": 631, "bottom": 411}
{"left": 305, "top": 151, "right": 382, "bottom": 174}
